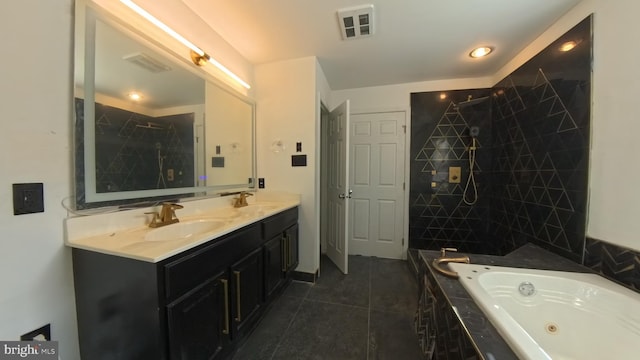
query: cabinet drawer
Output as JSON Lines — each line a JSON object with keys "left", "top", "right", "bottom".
{"left": 164, "top": 224, "right": 261, "bottom": 301}
{"left": 262, "top": 207, "right": 298, "bottom": 240}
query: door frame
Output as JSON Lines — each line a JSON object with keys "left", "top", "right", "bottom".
{"left": 349, "top": 108, "right": 411, "bottom": 260}
{"left": 320, "top": 103, "right": 411, "bottom": 263}
{"left": 350, "top": 106, "right": 411, "bottom": 259}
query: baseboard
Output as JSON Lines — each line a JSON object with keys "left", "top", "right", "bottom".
{"left": 292, "top": 270, "right": 317, "bottom": 283}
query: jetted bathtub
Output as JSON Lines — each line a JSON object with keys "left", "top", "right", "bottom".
{"left": 448, "top": 263, "right": 640, "bottom": 360}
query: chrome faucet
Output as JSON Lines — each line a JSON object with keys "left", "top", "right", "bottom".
{"left": 431, "top": 247, "right": 470, "bottom": 279}
{"left": 232, "top": 191, "right": 253, "bottom": 208}
{"left": 146, "top": 203, "right": 183, "bottom": 228}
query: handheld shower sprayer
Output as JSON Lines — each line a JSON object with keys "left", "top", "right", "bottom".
{"left": 464, "top": 126, "right": 480, "bottom": 205}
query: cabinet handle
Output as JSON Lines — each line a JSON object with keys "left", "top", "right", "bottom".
{"left": 286, "top": 234, "right": 290, "bottom": 268}
{"left": 234, "top": 271, "right": 242, "bottom": 322}
{"left": 221, "top": 279, "right": 230, "bottom": 335}
{"left": 281, "top": 236, "right": 287, "bottom": 272}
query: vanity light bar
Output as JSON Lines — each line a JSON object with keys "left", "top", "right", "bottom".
{"left": 119, "top": 0, "right": 251, "bottom": 89}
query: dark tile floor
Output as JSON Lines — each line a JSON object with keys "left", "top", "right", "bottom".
{"left": 232, "top": 255, "right": 422, "bottom": 360}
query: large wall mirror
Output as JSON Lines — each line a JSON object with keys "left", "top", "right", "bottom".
{"left": 74, "top": 1, "right": 255, "bottom": 210}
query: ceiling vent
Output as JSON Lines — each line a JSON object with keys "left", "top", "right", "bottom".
{"left": 337, "top": 4, "right": 374, "bottom": 40}
{"left": 122, "top": 52, "right": 172, "bottom": 73}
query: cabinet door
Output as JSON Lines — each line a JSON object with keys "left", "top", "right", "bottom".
{"left": 264, "top": 235, "right": 285, "bottom": 299}
{"left": 167, "top": 272, "right": 231, "bottom": 360}
{"left": 231, "top": 247, "right": 264, "bottom": 338}
{"left": 285, "top": 223, "right": 299, "bottom": 272}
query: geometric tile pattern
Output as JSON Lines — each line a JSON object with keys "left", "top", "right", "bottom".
{"left": 409, "top": 90, "right": 494, "bottom": 254}
{"left": 415, "top": 259, "right": 479, "bottom": 360}
{"left": 584, "top": 237, "right": 640, "bottom": 292}
{"left": 409, "top": 16, "right": 592, "bottom": 263}
{"left": 488, "top": 15, "right": 592, "bottom": 261}
{"left": 74, "top": 98, "right": 195, "bottom": 209}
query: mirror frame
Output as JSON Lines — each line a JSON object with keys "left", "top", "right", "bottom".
{"left": 74, "top": 1, "right": 256, "bottom": 210}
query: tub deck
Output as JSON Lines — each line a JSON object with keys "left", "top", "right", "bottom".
{"left": 417, "top": 243, "right": 593, "bottom": 359}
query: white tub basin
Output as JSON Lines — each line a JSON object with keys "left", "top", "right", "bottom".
{"left": 449, "top": 263, "right": 640, "bottom": 360}
{"left": 144, "top": 219, "right": 226, "bottom": 242}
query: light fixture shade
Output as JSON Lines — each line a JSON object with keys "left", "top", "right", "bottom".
{"left": 119, "top": 0, "right": 251, "bottom": 89}
{"left": 469, "top": 46, "right": 493, "bottom": 58}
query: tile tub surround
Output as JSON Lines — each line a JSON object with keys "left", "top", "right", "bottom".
{"left": 64, "top": 192, "right": 300, "bottom": 262}
{"left": 417, "top": 243, "right": 591, "bottom": 359}
{"left": 584, "top": 237, "right": 640, "bottom": 292}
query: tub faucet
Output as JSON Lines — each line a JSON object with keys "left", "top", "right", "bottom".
{"left": 432, "top": 247, "right": 470, "bottom": 279}
{"left": 233, "top": 191, "right": 253, "bottom": 208}
{"left": 146, "top": 203, "right": 183, "bottom": 228}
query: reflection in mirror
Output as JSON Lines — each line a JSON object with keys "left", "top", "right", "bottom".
{"left": 74, "top": 2, "right": 255, "bottom": 210}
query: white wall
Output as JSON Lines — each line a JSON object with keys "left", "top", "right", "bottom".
{"left": 0, "top": 1, "right": 80, "bottom": 358}
{"left": 493, "top": 0, "right": 640, "bottom": 252}
{"left": 255, "top": 57, "right": 320, "bottom": 274}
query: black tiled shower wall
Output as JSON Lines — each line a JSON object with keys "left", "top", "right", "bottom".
{"left": 409, "top": 16, "right": 592, "bottom": 262}
{"left": 488, "top": 16, "right": 591, "bottom": 262}
{"left": 410, "top": 90, "right": 494, "bottom": 254}
{"left": 74, "top": 99, "right": 195, "bottom": 209}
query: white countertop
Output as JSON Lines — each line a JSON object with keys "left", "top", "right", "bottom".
{"left": 64, "top": 192, "right": 300, "bottom": 263}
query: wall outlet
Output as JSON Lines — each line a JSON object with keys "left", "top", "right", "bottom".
{"left": 13, "top": 183, "right": 44, "bottom": 215}
{"left": 21, "top": 324, "right": 51, "bottom": 341}
{"left": 258, "top": 178, "right": 265, "bottom": 189}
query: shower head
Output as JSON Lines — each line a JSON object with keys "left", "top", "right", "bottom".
{"left": 454, "top": 95, "right": 489, "bottom": 109}
{"left": 136, "top": 121, "right": 164, "bottom": 130}
{"left": 469, "top": 126, "right": 480, "bottom": 138}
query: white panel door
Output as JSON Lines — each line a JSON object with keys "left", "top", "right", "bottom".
{"left": 326, "top": 100, "right": 350, "bottom": 274}
{"left": 350, "top": 111, "right": 405, "bottom": 259}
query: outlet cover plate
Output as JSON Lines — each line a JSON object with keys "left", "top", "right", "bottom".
{"left": 13, "top": 183, "right": 44, "bottom": 215}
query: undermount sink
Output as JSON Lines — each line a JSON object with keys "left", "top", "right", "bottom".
{"left": 237, "top": 204, "right": 278, "bottom": 216}
{"left": 144, "top": 219, "right": 226, "bottom": 242}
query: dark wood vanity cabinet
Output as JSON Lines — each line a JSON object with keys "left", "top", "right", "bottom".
{"left": 262, "top": 207, "right": 299, "bottom": 301}
{"left": 167, "top": 271, "right": 230, "bottom": 360}
{"left": 230, "top": 247, "right": 264, "bottom": 339}
{"left": 72, "top": 206, "right": 298, "bottom": 360}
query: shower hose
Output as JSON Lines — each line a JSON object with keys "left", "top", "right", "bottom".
{"left": 463, "top": 138, "right": 478, "bottom": 205}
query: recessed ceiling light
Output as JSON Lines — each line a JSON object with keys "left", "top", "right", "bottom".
{"left": 559, "top": 40, "right": 579, "bottom": 52}
{"left": 128, "top": 92, "right": 143, "bottom": 101}
{"left": 469, "top": 46, "right": 493, "bottom": 58}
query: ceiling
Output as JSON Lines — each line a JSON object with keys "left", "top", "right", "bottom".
{"left": 181, "top": 0, "right": 583, "bottom": 90}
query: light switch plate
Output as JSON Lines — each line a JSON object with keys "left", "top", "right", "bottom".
{"left": 13, "top": 183, "right": 44, "bottom": 215}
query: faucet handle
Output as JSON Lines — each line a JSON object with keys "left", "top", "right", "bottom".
{"left": 162, "top": 202, "right": 183, "bottom": 210}
{"left": 145, "top": 211, "right": 160, "bottom": 226}
{"left": 440, "top": 247, "right": 458, "bottom": 257}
